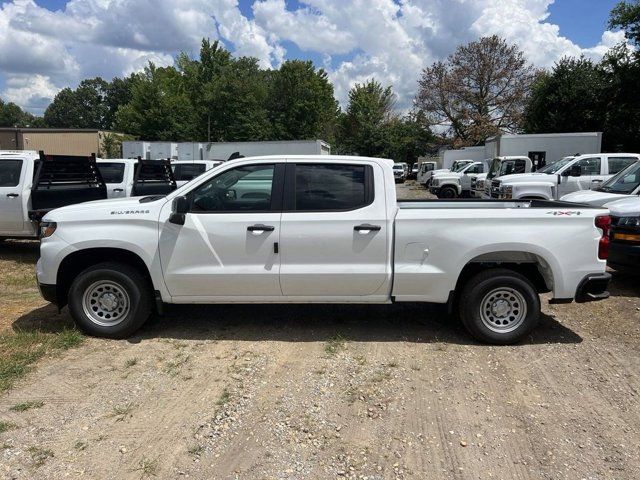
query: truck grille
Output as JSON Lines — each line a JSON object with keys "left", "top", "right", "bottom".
{"left": 490, "top": 180, "right": 501, "bottom": 199}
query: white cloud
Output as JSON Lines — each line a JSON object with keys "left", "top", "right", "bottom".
{"left": 0, "top": 0, "right": 629, "bottom": 114}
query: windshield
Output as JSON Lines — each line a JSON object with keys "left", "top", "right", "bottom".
{"left": 598, "top": 161, "right": 640, "bottom": 194}
{"left": 486, "top": 159, "right": 501, "bottom": 180}
{"left": 451, "top": 162, "right": 470, "bottom": 172}
{"left": 393, "top": 164, "right": 403, "bottom": 170}
{"left": 538, "top": 157, "right": 573, "bottom": 174}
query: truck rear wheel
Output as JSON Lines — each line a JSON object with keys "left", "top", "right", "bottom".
{"left": 68, "top": 262, "right": 152, "bottom": 339}
{"left": 458, "top": 269, "right": 540, "bottom": 344}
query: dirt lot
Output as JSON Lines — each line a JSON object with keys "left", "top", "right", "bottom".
{"left": 1, "top": 181, "right": 640, "bottom": 480}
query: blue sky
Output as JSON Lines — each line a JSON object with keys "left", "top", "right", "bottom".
{"left": 1, "top": 0, "right": 629, "bottom": 113}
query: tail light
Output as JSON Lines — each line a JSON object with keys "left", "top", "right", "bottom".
{"left": 595, "top": 215, "right": 611, "bottom": 260}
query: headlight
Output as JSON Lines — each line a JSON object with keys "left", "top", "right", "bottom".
{"left": 501, "top": 185, "right": 513, "bottom": 199}
{"left": 39, "top": 221, "right": 57, "bottom": 238}
{"left": 617, "top": 216, "right": 640, "bottom": 227}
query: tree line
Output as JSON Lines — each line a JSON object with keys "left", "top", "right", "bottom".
{"left": 1, "top": 1, "right": 639, "bottom": 158}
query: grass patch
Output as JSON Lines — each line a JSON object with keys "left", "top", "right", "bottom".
{"left": 124, "top": 358, "right": 138, "bottom": 368}
{"left": 133, "top": 456, "right": 158, "bottom": 477}
{"left": 2, "top": 271, "right": 37, "bottom": 289}
{"left": 9, "top": 400, "right": 44, "bottom": 412}
{"left": 216, "top": 388, "right": 230, "bottom": 406}
{"left": 28, "top": 446, "right": 54, "bottom": 467}
{"left": 109, "top": 403, "right": 134, "bottom": 422}
{"left": 324, "top": 334, "right": 347, "bottom": 356}
{"left": 0, "top": 421, "right": 17, "bottom": 433}
{"left": 0, "top": 328, "right": 83, "bottom": 393}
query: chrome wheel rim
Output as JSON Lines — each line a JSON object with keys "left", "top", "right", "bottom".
{"left": 479, "top": 287, "right": 527, "bottom": 333}
{"left": 82, "top": 280, "right": 130, "bottom": 326}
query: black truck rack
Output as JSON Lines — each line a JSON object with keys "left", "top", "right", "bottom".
{"left": 131, "top": 158, "right": 178, "bottom": 197}
{"left": 29, "top": 151, "right": 108, "bottom": 220}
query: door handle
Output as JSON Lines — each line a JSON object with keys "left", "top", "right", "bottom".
{"left": 247, "top": 224, "right": 275, "bottom": 233}
{"left": 113, "top": 188, "right": 124, "bottom": 192}
{"left": 354, "top": 224, "right": 381, "bottom": 232}
{"left": 6, "top": 193, "right": 19, "bottom": 198}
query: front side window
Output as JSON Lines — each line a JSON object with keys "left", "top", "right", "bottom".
{"left": 466, "top": 164, "right": 483, "bottom": 174}
{"left": 294, "top": 164, "right": 369, "bottom": 211}
{"left": 0, "top": 160, "right": 23, "bottom": 187}
{"left": 190, "top": 164, "right": 274, "bottom": 212}
{"left": 608, "top": 157, "right": 638, "bottom": 175}
{"left": 97, "top": 163, "right": 125, "bottom": 183}
{"left": 574, "top": 157, "right": 601, "bottom": 175}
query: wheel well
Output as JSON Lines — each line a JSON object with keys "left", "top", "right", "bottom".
{"left": 454, "top": 251, "right": 553, "bottom": 296}
{"left": 56, "top": 248, "right": 153, "bottom": 308}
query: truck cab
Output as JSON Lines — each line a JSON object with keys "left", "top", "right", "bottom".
{"left": 493, "top": 154, "right": 640, "bottom": 200}
{"left": 473, "top": 156, "right": 533, "bottom": 198}
{"left": 561, "top": 160, "right": 640, "bottom": 206}
{"left": 96, "top": 159, "right": 137, "bottom": 198}
{"left": 416, "top": 161, "right": 437, "bottom": 186}
{"left": 429, "top": 161, "right": 487, "bottom": 198}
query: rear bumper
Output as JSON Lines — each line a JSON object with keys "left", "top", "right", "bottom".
{"left": 608, "top": 242, "right": 640, "bottom": 273}
{"left": 38, "top": 282, "right": 58, "bottom": 305}
{"left": 575, "top": 272, "right": 611, "bottom": 302}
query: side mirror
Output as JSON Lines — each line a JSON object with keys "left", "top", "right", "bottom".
{"left": 564, "top": 165, "right": 582, "bottom": 177}
{"left": 169, "top": 195, "right": 189, "bottom": 225}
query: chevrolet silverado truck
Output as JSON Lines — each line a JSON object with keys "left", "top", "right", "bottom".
{"left": 36, "top": 155, "right": 611, "bottom": 344}
{"left": 490, "top": 153, "right": 640, "bottom": 201}
{"left": 429, "top": 161, "right": 488, "bottom": 198}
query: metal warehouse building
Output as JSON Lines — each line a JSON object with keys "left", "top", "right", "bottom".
{"left": 0, "top": 128, "right": 125, "bottom": 156}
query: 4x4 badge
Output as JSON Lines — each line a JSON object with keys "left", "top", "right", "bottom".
{"left": 547, "top": 211, "right": 582, "bottom": 216}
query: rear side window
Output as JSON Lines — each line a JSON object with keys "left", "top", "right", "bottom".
{"left": 292, "top": 164, "right": 372, "bottom": 211}
{"left": 97, "top": 163, "right": 125, "bottom": 183}
{"left": 174, "top": 164, "right": 207, "bottom": 181}
{"left": 0, "top": 160, "right": 23, "bottom": 187}
{"left": 608, "top": 157, "right": 638, "bottom": 175}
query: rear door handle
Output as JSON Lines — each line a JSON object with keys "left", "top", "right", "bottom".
{"left": 247, "top": 224, "right": 275, "bottom": 233}
{"left": 113, "top": 188, "right": 124, "bottom": 192}
{"left": 354, "top": 224, "right": 381, "bottom": 232}
{"left": 6, "top": 193, "right": 19, "bottom": 198}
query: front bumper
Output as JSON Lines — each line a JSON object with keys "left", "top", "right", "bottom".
{"left": 608, "top": 242, "right": 640, "bottom": 273}
{"left": 575, "top": 272, "right": 611, "bottom": 302}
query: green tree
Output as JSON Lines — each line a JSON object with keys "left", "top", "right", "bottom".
{"left": 44, "top": 78, "right": 110, "bottom": 129}
{"left": 336, "top": 79, "right": 396, "bottom": 156}
{"left": 609, "top": 0, "right": 640, "bottom": 45}
{"left": 267, "top": 60, "right": 338, "bottom": 142}
{"left": 1, "top": 99, "right": 33, "bottom": 127}
{"left": 383, "top": 112, "right": 434, "bottom": 164}
{"left": 523, "top": 57, "right": 605, "bottom": 134}
{"left": 114, "top": 64, "right": 197, "bottom": 141}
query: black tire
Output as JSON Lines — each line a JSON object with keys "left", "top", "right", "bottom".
{"left": 438, "top": 186, "right": 457, "bottom": 199}
{"left": 458, "top": 268, "right": 540, "bottom": 344}
{"left": 68, "top": 262, "right": 153, "bottom": 339}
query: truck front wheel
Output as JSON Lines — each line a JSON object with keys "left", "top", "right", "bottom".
{"left": 458, "top": 269, "right": 540, "bottom": 344}
{"left": 438, "top": 186, "right": 457, "bottom": 199}
{"left": 68, "top": 262, "right": 152, "bottom": 339}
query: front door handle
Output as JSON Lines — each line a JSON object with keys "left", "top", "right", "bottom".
{"left": 113, "top": 188, "right": 124, "bottom": 192}
{"left": 247, "top": 224, "right": 275, "bottom": 233}
{"left": 6, "top": 193, "right": 19, "bottom": 198}
{"left": 354, "top": 224, "right": 381, "bottom": 232}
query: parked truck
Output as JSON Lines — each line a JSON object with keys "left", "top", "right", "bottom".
{"left": 561, "top": 160, "right": 640, "bottom": 206}
{"left": 36, "top": 155, "right": 611, "bottom": 344}
{"left": 416, "top": 161, "right": 438, "bottom": 186}
{"left": 429, "top": 161, "right": 488, "bottom": 198}
{"left": 489, "top": 153, "right": 639, "bottom": 200}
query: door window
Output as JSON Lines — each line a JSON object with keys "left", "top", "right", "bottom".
{"left": 190, "top": 164, "right": 275, "bottom": 212}
{"left": 0, "top": 160, "right": 23, "bottom": 187}
{"left": 466, "top": 164, "right": 483, "bottom": 174}
{"left": 97, "top": 163, "right": 125, "bottom": 183}
{"left": 292, "top": 164, "right": 371, "bottom": 211}
{"left": 608, "top": 157, "right": 637, "bottom": 175}
{"left": 574, "top": 157, "right": 601, "bottom": 175}
{"left": 173, "top": 163, "right": 207, "bottom": 182}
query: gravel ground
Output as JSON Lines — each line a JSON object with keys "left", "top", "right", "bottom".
{"left": 1, "top": 181, "right": 639, "bottom": 480}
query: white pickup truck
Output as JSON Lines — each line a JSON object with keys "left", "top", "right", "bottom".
{"left": 489, "top": 153, "right": 640, "bottom": 201}
{"left": 429, "top": 161, "right": 487, "bottom": 198}
{"left": 561, "top": 160, "right": 640, "bottom": 206}
{"left": 474, "top": 156, "right": 534, "bottom": 198}
{"left": 36, "top": 155, "right": 612, "bottom": 344}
